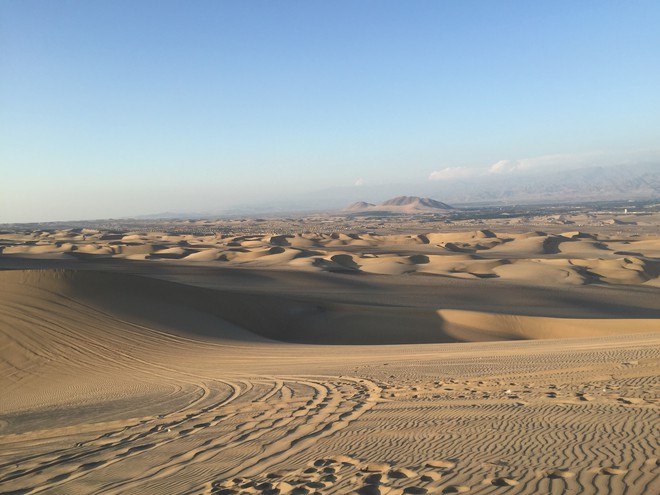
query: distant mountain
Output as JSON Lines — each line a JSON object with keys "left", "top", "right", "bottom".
{"left": 311, "top": 164, "right": 660, "bottom": 212}
{"left": 345, "top": 201, "right": 376, "bottom": 211}
{"left": 381, "top": 196, "right": 454, "bottom": 209}
{"left": 344, "top": 196, "right": 454, "bottom": 213}
{"left": 425, "top": 164, "right": 660, "bottom": 205}
{"left": 130, "top": 163, "right": 659, "bottom": 220}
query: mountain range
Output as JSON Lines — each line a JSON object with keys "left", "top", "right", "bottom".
{"left": 135, "top": 163, "right": 659, "bottom": 219}
{"left": 292, "top": 163, "right": 660, "bottom": 211}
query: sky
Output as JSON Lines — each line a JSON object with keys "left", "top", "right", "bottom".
{"left": 1, "top": 0, "right": 659, "bottom": 222}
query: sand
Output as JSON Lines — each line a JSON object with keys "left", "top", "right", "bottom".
{"left": 0, "top": 227, "right": 659, "bottom": 494}
{"left": 1, "top": 229, "right": 659, "bottom": 287}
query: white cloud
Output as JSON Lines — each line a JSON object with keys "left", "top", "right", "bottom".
{"left": 490, "top": 151, "right": 610, "bottom": 175}
{"left": 488, "top": 151, "right": 620, "bottom": 175}
{"left": 428, "top": 167, "right": 476, "bottom": 181}
{"left": 430, "top": 149, "right": 660, "bottom": 184}
{"left": 354, "top": 178, "right": 365, "bottom": 186}
{"left": 516, "top": 152, "right": 603, "bottom": 172}
{"left": 488, "top": 160, "right": 516, "bottom": 174}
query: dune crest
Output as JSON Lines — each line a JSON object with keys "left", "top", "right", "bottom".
{"left": 438, "top": 309, "right": 660, "bottom": 341}
{"left": 2, "top": 228, "right": 660, "bottom": 287}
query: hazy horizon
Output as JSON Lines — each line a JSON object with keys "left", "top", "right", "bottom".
{"left": 2, "top": 1, "right": 660, "bottom": 222}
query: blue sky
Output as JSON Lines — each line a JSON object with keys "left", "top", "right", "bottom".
{"left": 1, "top": 1, "right": 659, "bottom": 221}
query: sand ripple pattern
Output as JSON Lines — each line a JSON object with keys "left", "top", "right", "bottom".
{"left": 0, "top": 376, "right": 381, "bottom": 495}
{"left": 0, "top": 269, "right": 658, "bottom": 495}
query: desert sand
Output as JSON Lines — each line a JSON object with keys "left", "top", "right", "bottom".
{"left": 1, "top": 228, "right": 659, "bottom": 287}
{"left": 0, "top": 225, "right": 659, "bottom": 495}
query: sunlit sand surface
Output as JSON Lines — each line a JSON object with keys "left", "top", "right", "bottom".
{"left": 1, "top": 227, "right": 658, "bottom": 494}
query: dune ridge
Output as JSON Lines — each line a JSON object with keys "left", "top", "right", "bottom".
{"left": 2, "top": 229, "right": 660, "bottom": 287}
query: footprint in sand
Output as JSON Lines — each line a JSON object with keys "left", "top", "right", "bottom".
{"left": 361, "top": 462, "right": 391, "bottom": 473}
{"left": 255, "top": 481, "right": 274, "bottom": 491}
{"left": 274, "top": 481, "right": 295, "bottom": 493}
{"left": 357, "top": 484, "right": 381, "bottom": 495}
{"left": 389, "top": 467, "right": 417, "bottom": 479}
{"left": 212, "top": 489, "right": 238, "bottom": 495}
{"left": 364, "top": 473, "right": 382, "bottom": 484}
{"left": 424, "top": 460, "right": 456, "bottom": 470}
{"left": 420, "top": 472, "right": 442, "bottom": 482}
{"left": 443, "top": 487, "right": 471, "bottom": 494}
{"left": 403, "top": 487, "right": 428, "bottom": 494}
{"left": 489, "top": 477, "right": 519, "bottom": 486}
{"left": 213, "top": 458, "right": 468, "bottom": 495}
{"left": 329, "top": 454, "right": 359, "bottom": 465}
{"left": 266, "top": 470, "right": 289, "bottom": 478}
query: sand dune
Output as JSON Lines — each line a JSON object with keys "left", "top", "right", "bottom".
{"left": 439, "top": 309, "right": 660, "bottom": 341}
{"left": 3, "top": 269, "right": 657, "bottom": 346}
{"left": 2, "top": 229, "right": 660, "bottom": 288}
{"left": 1, "top": 225, "right": 659, "bottom": 494}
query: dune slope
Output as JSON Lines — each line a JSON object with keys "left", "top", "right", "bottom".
{"left": 2, "top": 269, "right": 657, "bottom": 346}
{"left": 0, "top": 268, "right": 658, "bottom": 495}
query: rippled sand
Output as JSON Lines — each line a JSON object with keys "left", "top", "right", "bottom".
{"left": 1, "top": 228, "right": 658, "bottom": 494}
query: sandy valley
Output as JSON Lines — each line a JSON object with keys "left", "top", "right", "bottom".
{"left": 0, "top": 212, "right": 658, "bottom": 495}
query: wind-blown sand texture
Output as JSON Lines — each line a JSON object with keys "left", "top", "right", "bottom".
{"left": 1, "top": 227, "right": 659, "bottom": 495}
{"left": 1, "top": 229, "right": 660, "bottom": 287}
